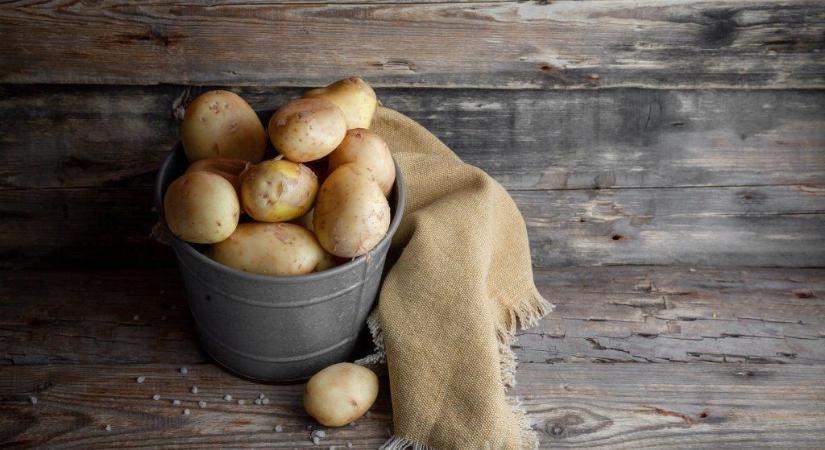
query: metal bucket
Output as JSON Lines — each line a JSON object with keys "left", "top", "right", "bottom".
{"left": 154, "top": 144, "right": 405, "bottom": 382}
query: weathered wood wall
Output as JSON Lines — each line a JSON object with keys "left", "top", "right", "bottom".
{"left": 2, "top": 1, "right": 824, "bottom": 88}
{"left": 1, "top": 0, "right": 824, "bottom": 270}
{"left": 1, "top": 86, "right": 824, "bottom": 269}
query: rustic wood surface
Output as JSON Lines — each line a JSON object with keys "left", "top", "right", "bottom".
{"left": 3, "top": 183, "right": 823, "bottom": 270}
{"left": 1, "top": 1, "right": 824, "bottom": 88}
{"left": 3, "top": 85, "right": 825, "bottom": 191}
{"left": 2, "top": 86, "right": 823, "bottom": 269}
{"left": 2, "top": 267, "right": 823, "bottom": 366}
{"left": 2, "top": 362, "right": 824, "bottom": 449}
{"left": 2, "top": 0, "right": 825, "bottom": 447}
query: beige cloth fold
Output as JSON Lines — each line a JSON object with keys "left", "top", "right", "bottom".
{"left": 366, "top": 107, "right": 552, "bottom": 450}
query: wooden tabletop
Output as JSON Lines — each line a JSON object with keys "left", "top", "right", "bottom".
{"left": 2, "top": 1, "right": 824, "bottom": 448}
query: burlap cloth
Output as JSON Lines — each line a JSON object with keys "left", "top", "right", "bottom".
{"left": 361, "top": 106, "right": 552, "bottom": 450}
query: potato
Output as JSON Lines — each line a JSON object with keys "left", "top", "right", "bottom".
{"left": 303, "top": 363, "right": 378, "bottom": 427}
{"left": 315, "top": 250, "right": 338, "bottom": 272}
{"left": 164, "top": 171, "right": 240, "bottom": 244}
{"left": 181, "top": 90, "right": 267, "bottom": 163}
{"left": 292, "top": 209, "right": 344, "bottom": 271}
{"left": 328, "top": 128, "right": 395, "bottom": 197}
{"left": 186, "top": 158, "right": 250, "bottom": 193}
{"left": 240, "top": 159, "right": 318, "bottom": 222}
{"left": 313, "top": 164, "right": 390, "bottom": 257}
{"left": 292, "top": 211, "right": 348, "bottom": 273}
{"left": 268, "top": 98, "right": 347, "bottom": 163}
{"left": 210, "top": 223, "right": 332, "bottom": 276}
{"left": 304, "top": 77, "right": 378, "bottom": 129}
{"left": 291, "top": 208, "right": 315, "bottom": 232}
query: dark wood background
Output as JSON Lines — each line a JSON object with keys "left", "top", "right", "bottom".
{"left": 1, "top": 1, "right": 824, "bottom": 448}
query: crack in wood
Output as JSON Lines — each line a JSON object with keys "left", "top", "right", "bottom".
{"left": 640, "top": 405, "right": 695, "bottom": 425}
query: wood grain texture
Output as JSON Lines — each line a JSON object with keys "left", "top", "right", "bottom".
{"left": 518, "top": 184, "right": 825, "bottom": 268}
{"left": 0, "top": 187, "right": 171, "bottom": 270}
{"left": 3, "top": 85, "right": 825, "bottom": 191}
{"left": 521, "top": 266, "right": 825, "bottom": 364}
{"left": 0, "top": 363, "right": 393, "bottom": 449}
{"left": 2, "top": 184, "right": 823, "bottom": 269}
{"left": 519, "top": 363, "right": 825, "bottom": 449}
{"left": 3, "top": 267, "right": 823, "bottom": 366}
{"left": 0, "top": 269, "right": 196, "bottom": 366}
{"left": 1, "top": 1, "right": 824, "bottom": 88}
{"left": 1, "top": 362, "right": 823, "bottom": 448}
{"left": 1, "top": 86, "right": 823, "bottom": 269}
{"left": 2, "top": 1, "right": 823, "bottom": 447}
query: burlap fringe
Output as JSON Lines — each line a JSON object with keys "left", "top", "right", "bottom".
{"left": 354, "top": 311, "right": 386, "bottom": 366}
{"left": 380, "top": 436, "right": 437, "bottom": 450}
{"left": 501, "top": 290, "right": 553, "bottom": 450}
{"left": 508, "top": 395, "right": 539, "bottom": 450}
{"left": 359, "top": 289, "right": 554, "bottom": 450}
{"left": 497, "top": 287, "right": 554, "bottom": 343}
{"left": 497, "top": 288, "right": 554, "bottom": 390}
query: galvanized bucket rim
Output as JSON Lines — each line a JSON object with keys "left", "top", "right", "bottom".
{"left": 155, "top": 144, "right": 406, "bottom": 285}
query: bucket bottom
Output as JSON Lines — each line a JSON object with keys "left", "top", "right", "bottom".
{"left": 196, "top": 327, "right": 358, "bottom": 383}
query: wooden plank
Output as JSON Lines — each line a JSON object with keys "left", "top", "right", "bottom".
{"left": 519, "top": 363, "right": 825, "bottom": 449}
{"left": 519, "top": 266, "right": 825, "bottom": 364}
{"left": 2, "top": 85, "right": 824, "bottom": 191}
{"left": 2, "top": 184, "right": 822, "bottom": 269}
{"left": 0, "top": 363, "right": 393, "bottom": 449}
{"left": 517, "top": 184, "right": 825, "bottom": 268}
{"left": 3, "top": 267, "right": 823, "bottom": 366}
{"left": 382, "top": 88, "right": 825, "bottom": 190}
{"left": 1, "top": 363, "right": 823, "bottom": 448}
{"left": 0, "top": 85, "right": 181, "bottom": 191}
{"left": 0, "top": 269, "right": 196, "bottom": 365}
{"left": 1, "top": 1, "right": 824, "bottom": 88}
{"left": 1, "top": 86, "right": 822, "bottom": 268}
{"left": 0, "top": 187, "right": 172, "bottom": 270}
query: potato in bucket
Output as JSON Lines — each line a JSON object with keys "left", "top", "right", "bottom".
{"left": 304, "top": 77, "right": 378, "bottom": 129}
{"left": 163, "top": 171, "right": 240, "bottom": 244}
{"left": 241, "top": 159, "right": 318, "bottom": 222}
{"left": 181, "top": 90, "right": 267, "bottom": 163}
{"left": 313, "top": 164, "right": 390, "bottom": 258}
{"left": 268, "top": 98, "right": 347, "bottom": 163}
{"left": 210, "top": 222, "right": 332, "bottom": 276}
{"left": 329, "top": 128, "right": 396, "bottom": 197}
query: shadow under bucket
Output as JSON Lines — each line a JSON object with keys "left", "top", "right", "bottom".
{"left": 155, "top": 145, "right": 405, "bottom": 382}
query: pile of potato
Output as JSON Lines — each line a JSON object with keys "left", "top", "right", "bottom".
{"left": 164, "top": 78, "right": 395, "bottom": 276}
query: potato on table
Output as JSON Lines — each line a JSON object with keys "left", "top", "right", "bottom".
{"left": 181, "top": 90, "right": 267, "bottom": 163}
{"left": 304, "top": 363, "right": 379, "bottom": 427}
{"left": 314, "top": 164, "right": 390, "bottom": 258}
{"left": 164, "top": 171, "right": 240, "bottom": 244}
{"left": 209, "top": 223, "right": 332, "bottom": 276}
{"left": 304, "top": 77, "right": 378, "bottom": 130}
{"left": 329, "top": 128, "right": 395, "bottom": 197}
{"left": 268, "top": 98, "right": 347, "bottom": 163}
{"left": 241, "top": 159, "right": 318, "bottom": 222}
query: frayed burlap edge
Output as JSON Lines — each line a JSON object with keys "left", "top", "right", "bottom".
{"left": 380, "top": 436, "right": 438, "bottom": 450}
{"left": 357, "top": 288, "right": 554, "bottom": 450}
